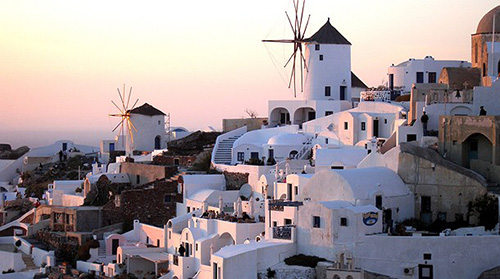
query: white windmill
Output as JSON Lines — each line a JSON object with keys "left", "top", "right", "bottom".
{"left": 109, "top": 84, "right": 139, "bottom": 157}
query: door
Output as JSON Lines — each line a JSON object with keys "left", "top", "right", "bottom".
{"left": 287, "top": 183, "right": 292, "bottom": 200}
{"left": 373, "top": 119, "right": 379, "bottom": 137}
{"left": 112, "top": 239, "right": 119, "bottom": 255}
{"left": 268, "top": 149, "right": 274, "bottom": 159}
{"left": 62, "top": 143, "right": 67, "bottom": 151}
{"left": 155, "top": 135, "right": 161, "bottom": 149}
{"left": 308, "top": 111, "right": 316, "bottom": 121}
{"left": 109, "top": 143, "right": 115, "bottom": 152}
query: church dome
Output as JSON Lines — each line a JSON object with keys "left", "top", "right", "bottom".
{"left": 476, "top": 5, "right": 500, "bottom": 34}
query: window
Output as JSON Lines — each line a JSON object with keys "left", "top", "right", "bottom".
{"left": 361, "top": 122, "right": 366, "bottom": 131}
{"left": 423, "top": 253, "right": 432, "bottom": 260}
{"left": 340, "top": 86, "right": 347, "bottom": 100}
{"left": 164, "top": 195, "right": 171, "bottom": 203}
{"left": 376, "top": 195, "right": 382, "bottom": 209}
{"left": 384, "top": 119, "right": 387, "bottom": 124}
{"left": 169, "top": 231, "right": 171, "bottom": 239}
{"left": 158, "top": 120, "right": 161, "bottom": 125}
{"left": 344, "top": 122, "right": 348, "bottom": 130}
{"left": 237, "top": 152, "right": 244, "bottom": 161}
{"left": 325, "top": 86, "right": 331, "bottom": 97}
{"left": 340, "top": 217, "right": 348, "bottom": 226}
{"left": 157, "top": 239, "right": 160, "bottom": 247}
{"left": 313, "top": 216, "right": 320, "bottom": 228}
{"left": 272, "top": 221, "right": 277, "bottom": 227}
{"left": 325, "top": 138, "right": 329, "bottom": 144}
{"left": 407, "top": 134, "right": 417, "bottom": 142}
{"left": 285, "top": 218, "right": 292, "bottom": 225}
{"left": 325, "top": 111, "right": 333, "bottom": 116}
{"left": 389, "top": 74, "right": 394, "bottom": 90}
{"left": 319, "top": 54, "right": 323, "bottom": 61}
{"left": 187, "top": 207, "right": 190, "bottom": 213}
{"left": 428, "top": 72, "right": 437, "bottom": 83}
{"left": 295, "top": 186, "right": 299, "bottom": 195}
{"left": 196, "top": 243, "right": 199, "bottom": 251}
{"left": 315, "top": 44, "right": 320, "bottom": 51}
{"left": 421, "top": 196, "right": 431, "bottom": 213}
{"left": 250, "top": 152, "right": 259, "bottom": 159}
{"left": 416, "top": 72, "right": 424, "bottom": 83}
{"left": 136, "top": 175, "right": 140, "bottom": 184}
{"left": 146, "top": 236, "right": 149, "bottom": 244}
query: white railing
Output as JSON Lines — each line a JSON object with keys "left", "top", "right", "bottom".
{"left": 293, "top": 136, "right": 314, "bottom": 160}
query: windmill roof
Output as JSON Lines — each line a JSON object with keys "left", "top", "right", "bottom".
{"left": 129, "top": 103, "right": 165, "bottom": 116}
{"left": 352, "top": 72, "right": 368, "bottom": 88}
{"left": 305, "top": 19, "right": 351, "bottom": 45}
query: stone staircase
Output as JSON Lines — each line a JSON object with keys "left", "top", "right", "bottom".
{"left": 21, "top": 252, "right": 37, "bottom": 271}
{"left": 213, "top": 135, "right": 242, "bottom": 165}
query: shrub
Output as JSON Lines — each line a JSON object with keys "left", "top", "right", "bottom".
{"left": 266, "top": 268, "right": 276, "bottom": 278}
{"left": 284, "top": 254, "right": 326, "bottom": 268}
{"left": 471, "top": 193, "right": 499, "bottom": 230}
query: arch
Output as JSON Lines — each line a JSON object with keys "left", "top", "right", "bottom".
{"left": 346, "top": 276, "right": 354, "bottom": 279}
{"left": 270, "top": 107, "right": 291, "bottom": 127}
{"left": 461, "top": 133, "right": 493, "bottom": 168}
{"left": 0, "top": 187, "right": 7, "bottom": 192}
{"left": 450, "top": 106, "right": 472, "bottom": 116}
{"left": 292, "top": 107, "right": 316, "bottom": 127}
{"left": 289, "top": 150, "right": 298, "bottom": 159}
{"left": 212, "top": 232, "right": 235, "bottom": 253}
{"left": 333, "top": 275, "right": 340, "bottom": 279}
{"left": 154, "top": 135, "right": 161, "bottom": 149}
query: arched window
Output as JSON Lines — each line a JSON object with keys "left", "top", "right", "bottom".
{"left": 347, "top": 276, "right": 354, "bottom": 279}
{"left": 289, "top": 150, "right": 298, "bottom": 159}
{"left": 333, "top": 275, "right": 340, "bottom": 279}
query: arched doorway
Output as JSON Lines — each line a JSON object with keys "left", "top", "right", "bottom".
{"left": 213, "top": 233, "right": 235, "bottom": 253}
{"left": 154, "top": 135, "right": 161, "bottom": 149}
{"left": 462, "top": 133, "right": 492, "bottom": 168}
{"left": 270, "top": 107, "right": 291, "bottom": 126}
{"left": 293, "top": 107, "right": 316, "bottom": 128}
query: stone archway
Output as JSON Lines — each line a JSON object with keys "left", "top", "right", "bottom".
{"left": 212, "top": 232, "right": 235, "bottom": 253}
{"left": 462, "top": 133, "right": 493, "bottom": 168}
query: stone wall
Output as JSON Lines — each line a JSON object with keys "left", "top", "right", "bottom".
{"left": 257, "top": 266, "right": 315, "bottom": 279}
{"left": 102, "top": 179, "right": 181, "bottom": 229}
{"left": 223, "top": 171, "right": 249, "bottom": 190}
{"left": 154, "top": 155, "right": 196, "bottom": 168}
{"left": 120, "top": 162, "right": 177, "bottom": 186}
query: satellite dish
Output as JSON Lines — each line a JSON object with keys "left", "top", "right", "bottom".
{"left": 239, "top": 184, "right": 252, "bottom": 200}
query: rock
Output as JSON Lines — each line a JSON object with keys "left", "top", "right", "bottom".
{"left": 166, "top": 131, "right": 220, "bottom": 156}
{"left": 0, "top": 144, "right": 11, "bottom": 152}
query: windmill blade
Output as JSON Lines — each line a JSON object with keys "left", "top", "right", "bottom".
{"left": 112, "top": 119, "right": 124, "bottom": 132}
{"left": 300, "top": 50, "right": 309, "bottom": 72}
{"left": 111, "top": 101, "right": 124, "bottom": 114}
{"left": 262, "top": 39, "right": 295, "bottom": 43}
{"left": 117, "top": 87, "right": 125, "bottom": 111}
{"left": 127, "top": 121, "right": 135, "bottom": 144}
{"left": 130, "top": 99, "right": 140, "bottom": 111}
{"left": 126, "top": 87, "right": 132, "bottom": 110}
{"left": 302, "top": 14, "right": 311, "bottom": 39}
{"left": 285, "top": 12, "right": 297, "bottom": 35}
{"left": 128, "top": 118, "right": 138, "bottom": 132}
{"left": 284, "top": 42, "right": 299, "bottom": 68}
{"left": 298, "top": 0, "right": 306, "bottom": 36}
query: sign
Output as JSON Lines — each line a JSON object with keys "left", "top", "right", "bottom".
{"left": 363, "top": 212, "right": 378, "bottom": 226}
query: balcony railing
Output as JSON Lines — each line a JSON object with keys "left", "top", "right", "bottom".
{"left": 273, "top": 226, "right": 293, "bottom": 240}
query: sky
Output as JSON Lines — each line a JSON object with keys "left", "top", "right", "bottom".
{"left": 1, "top": 0, "right": 498, "bottom": 148}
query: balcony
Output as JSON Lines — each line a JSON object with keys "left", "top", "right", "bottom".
{"left": 272, "top": 226, "right": 293, "bottom": 240}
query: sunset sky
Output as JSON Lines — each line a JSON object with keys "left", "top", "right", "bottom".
{"left": 1, "top": 0, "right": 498, "bottom": 148}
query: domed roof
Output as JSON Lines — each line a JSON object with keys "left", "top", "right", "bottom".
{"left": 476, "top": 5, "right": 500, "bottom": 34}
{"left": 267, "top": 133, "right": 307, "bottom": 146}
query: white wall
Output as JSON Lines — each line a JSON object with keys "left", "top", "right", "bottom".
{"left": 0, "top": 251, "right": 25, "bottom": 272}
{"left": 129, "top": 113, "right": 166, "bottom": 152}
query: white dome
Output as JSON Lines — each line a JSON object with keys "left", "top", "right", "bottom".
{"left": 267, "top": 133, "right": 307, "bottom": 146}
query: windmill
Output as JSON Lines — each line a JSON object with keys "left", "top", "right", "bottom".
{"left": 109, "top": 84, "right": 139, "bottom": 156}
{"left": 263, "top": 0, "right": 311, "bottom": 97}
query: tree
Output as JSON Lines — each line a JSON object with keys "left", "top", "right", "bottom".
{"left": 244, "top": 109, "right": 258, "bottom": 118}
{"left": 471, "top": 193, "right": 499, "bottom": 230}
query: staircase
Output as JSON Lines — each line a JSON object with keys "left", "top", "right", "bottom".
{"left": 293, "top": 136, "right": 314, "bottom": 160}
{"left": 213, "top": 136, "right": 241, "bottom": 165}
{"left": 21, "top": 253, "right": 36, "bottom": 271}
{"left": 98, "top": 240, "right": 106, "bottom": 256}
{"left": 212, "top": 126, "right": 247, "bottom": 165}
